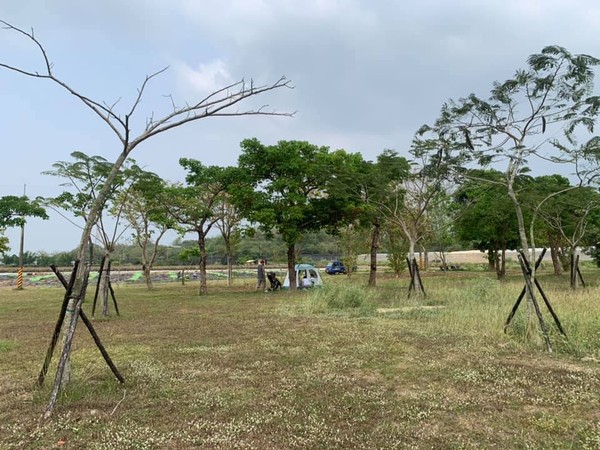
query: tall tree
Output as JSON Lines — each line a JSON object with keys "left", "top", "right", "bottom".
{"left": 326, "top": 149, "right": 410, "bottom": 286}
{"left": 165, "top": 159, "right": 236, "bottom": 295}
{"left": 214, "top": 193, "right": 243, "bottom": 287}
{"left": 0, "top": 19, "right": 291, "bottom": 414}
{"left": 0, "top": 195, "right": 48, "bottom": 254}
{"left": 373, "top": 144, "right": 445, "bottom": 294}
{"left": 117, "top": 171, "right": 174, "bottom": 290}
{"left": 44, "top": 152, "right": 146, "bottom": 315}
{"left": 426, "top": 46, "right": 600, "bottom": 268}
{"left": 236, "top": 139, "right": 345, "bottom": 291}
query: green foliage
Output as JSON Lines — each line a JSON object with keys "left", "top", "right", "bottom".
{"left": 43, "top": 152, "right": 117, "bottom": 220}
{"left": 0, "top": 231, "right": 8, "bottom": 255}
{"left": 237, "top": 139, "right": 342, "bottom": 246}
{"left": 0, "top": 195, "right": 48, "bottom": 228}
{"left": 453, "top": 170, "right": 521, "bottom": 252}
{"left": 383, "top": 224, "right": 408, "bottom": 276}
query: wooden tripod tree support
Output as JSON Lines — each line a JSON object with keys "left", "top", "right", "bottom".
{"left": 91, "top": 256, "right": 120, "bottom": 317}
{"left": 40, "top": 261, "right": 124, "bottom": 418}
{"left": 570, "top": 253, "right": 586, "bottom": 290}
{"left": 406, "top": 257, "right": 426, "bottom": 299}
{"left": 504, "top": 249, "right": 566, "bottom": 353}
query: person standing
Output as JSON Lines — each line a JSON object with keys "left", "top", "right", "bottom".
{"left": 256, "top": 259, "right": 266, "bottom": 290}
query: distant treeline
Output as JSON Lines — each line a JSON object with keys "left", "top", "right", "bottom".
{"left": 1, "top": 230, "right": 400, "bottom": 268}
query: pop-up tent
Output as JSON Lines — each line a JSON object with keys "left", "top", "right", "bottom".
{"left": 283, "top": 263, "right": 323, "bottom": 289}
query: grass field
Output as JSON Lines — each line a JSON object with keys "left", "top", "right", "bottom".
{"left": 1, "top": 268, "right": 600, "bottom": 449}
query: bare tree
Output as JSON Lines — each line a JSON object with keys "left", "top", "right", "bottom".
{"left": 0, "top": 20, "right": 293, "bottom": 417}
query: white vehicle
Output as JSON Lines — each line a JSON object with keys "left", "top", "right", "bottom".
{"left": 282, "top": 263, "right": 323, "bottom": 289}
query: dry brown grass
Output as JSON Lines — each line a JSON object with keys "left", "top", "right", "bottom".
{"left": 1, "top": 269, "right": 600, "bottom": 449}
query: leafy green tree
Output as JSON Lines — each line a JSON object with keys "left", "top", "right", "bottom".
{"left": 44, "top": 152, "right": 148, "bottom": 315}
{"left": 117, "top": 172, "right": 174, "bottom": 289}
{"left": 0, "top": 195, "right": 48, "bottom": 255}
{"left": 1, "top": 250, "right": 40, "bottom": 265}
{"left": 336, "top": 223, "right": 370, "bottom": 277}
{"left": 423, "top": 190, "right": 459, "bottom": 270}
{"left": 426, "top": 45, "right": 600, "bottom": 269}
{"left": 0, "top": 234, "right": 8, "bottom": 255}
{"left": 236, "top": 139, "right": 348, "bottom": 290}
{"left": 165, "top": 159, "right": 236, "bottom": 295}
{"left": 326, "top": 149, "right": 410, "bottom": 286}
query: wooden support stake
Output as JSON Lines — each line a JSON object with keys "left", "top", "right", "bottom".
{"left": 92, "top": 255, "right": 106, "bottom": 317}
{"left": 407, "top": 258, "right": 426, "bottom": 299}
{"left": 414, "top": 259, "right": 426, "bottom": 297}
{"left": 44, "top": 263, "right": 92, "bottom": 418}
{"left": 517, "top": 254, "right": 553, "bottom": 352}
{"left": 533, "top": 277, "right": 566, "bottom": 336}
{"left": 577, "top": 264, "right": 586, "bottom": 288}
{"left": 37, "top": 263, "right": 79, "bottom": 386}
{"left": 79, "top": 310, "right": 124, "bottom": 384}
{"left": 49, "top": 263, "right": 125, "bottom": 384}
{"left": 504, "top": 249, "right": 546, "bottom": 332}
{"left": 107, "top": 260, "right": 120, "bottom": 316}
{"left": 406, "top": 257, "right": 415, "bottom": 298}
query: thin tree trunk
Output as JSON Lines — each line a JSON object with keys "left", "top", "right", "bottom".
{"left": 287, "top": 244, "right": 296, "bottom": 291}
{"left": 225, "top": 240, "right": 233, "bottom": 288}
{"left": 143, "top": 264, "right": 153, "bottom": 290}
{"left": 488, "top": 247, "right": 496, "bottom": 272}
{"left": 570, "top": 250, "right": 578, "bottom": 290}
{"left": 226, "top": 253, "right": 233, "bottom": 287}
{"left": 422, "top": 245, "right": 429, "bottom": 270}
{"left": 368, "top": 221, "right": 380, "bottom": 287}
{"left": 550, "top": 241, "right": 562, "bottom": 276}
{"left": 507, "top": 182, "right": 531, "bottom": 264}
{"left": 198, "top": 233, "right": 208, "bottom": 295}
{"left": 408, "top": 238, "right": 416, "bottom": 265}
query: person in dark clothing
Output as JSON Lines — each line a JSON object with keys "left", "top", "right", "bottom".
{"left": 256, "top": 259, "right": 266, "bottom": 290}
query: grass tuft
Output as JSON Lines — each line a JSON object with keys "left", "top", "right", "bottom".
{"left": 303, "top": 284, "right": 377, "bottom": 316}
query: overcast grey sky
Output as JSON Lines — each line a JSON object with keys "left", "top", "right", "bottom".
{"left": 2, "top": 0, "right": 600, "bottom": 253}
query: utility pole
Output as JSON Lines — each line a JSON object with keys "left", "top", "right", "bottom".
{"left": 17, "top": 184, "right": 26, "bottom": 290}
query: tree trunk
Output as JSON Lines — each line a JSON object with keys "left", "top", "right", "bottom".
{"left": 287, "top": 244, "right": 296, "bottom": 291}
{"left": 198, "top": 232, "right": 208, "bottom": 295}
{"left": 570, "top": 248, "right": 578, "bottom": 290}
{"left": 507, "top": 181, "right": 531, "bottom": 264}
{"left": 408, "top": 238, "right": 416, "bottom": 264}
{"left": 226, "top": 253, "right": 233, "bottom": 288}
{"left": 368, "top": 221, "right": 380, "bottom": 287}
{"left": 549, "top": 240, "right": 562, "bottom": 276}
{"left": 143, "top": 263, "right": 153, "bottom": 290}
{"left": 497, "top": 245, "right": 506, "bottom": 280}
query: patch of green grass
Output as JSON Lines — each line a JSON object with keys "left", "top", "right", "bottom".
{"left": 0, "top": 339, "right": 17, "bottom": 352}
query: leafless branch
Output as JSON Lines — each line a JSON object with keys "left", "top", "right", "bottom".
{"left": 128, "top": 67, "right": 169, "bottom": 118}
{"left": 128, "top": 76, "right": 294, "bottom": 153}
